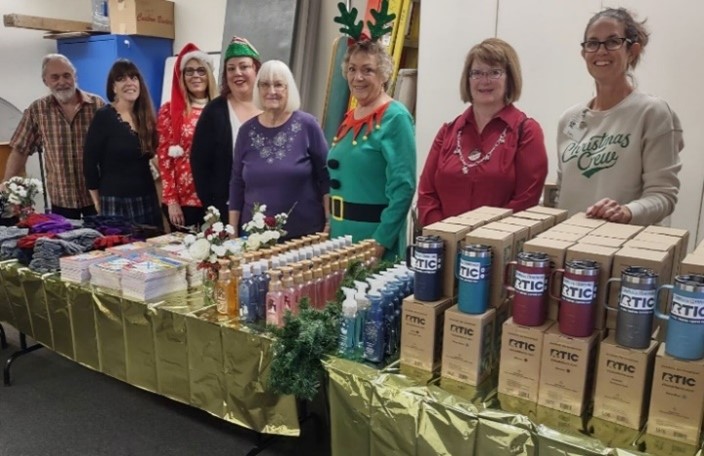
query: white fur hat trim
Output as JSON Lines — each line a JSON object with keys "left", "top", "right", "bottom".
{"left": 180, "top": 51, "right": 213, "bottom": 71}
{"left": 168, "top": 145, "right": 185, "bottom": 158}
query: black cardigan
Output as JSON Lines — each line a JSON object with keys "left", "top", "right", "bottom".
{"left": 190, "top": 96, "right": 233, "bottom": 222}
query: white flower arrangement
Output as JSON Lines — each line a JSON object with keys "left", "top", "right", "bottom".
{"left": 1, "top": 176, "right": 43, "bottom": 218}
{"left": 241, "top": 202, "right": 293, "bottom": 251}
{"left": 183, "top": 206, "right": 243, "bottom": 272}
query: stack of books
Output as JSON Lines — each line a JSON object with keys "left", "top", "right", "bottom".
{"left": 121, "top": 256, "right": 188, "bottom": 301}
{"left": 60, "top": 250, "right": 118, "bottom": 284}
{"left": 89, "top": 257, "right": 136, "bottom": 291}
{"left": 106, "top": 241, "right": 152, "bottom": 257}
{"left": 154, "top": 244, "right": 202, "bottom": 288}
{"left": 145, "top": 233, "right": 186, "bottom": 246}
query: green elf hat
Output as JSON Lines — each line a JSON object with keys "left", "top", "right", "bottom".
{"left": 224, "top": 36, "right": 261, "bottom": 65}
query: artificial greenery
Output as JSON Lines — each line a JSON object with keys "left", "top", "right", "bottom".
{"left": 367, "top": 0, "right": 396, "bottom": 40}
{"left": 267, "top": 259, "right": 395, "bottom": 401}
{"left": 333, "top": 2, "right": 363, "bottom": 40}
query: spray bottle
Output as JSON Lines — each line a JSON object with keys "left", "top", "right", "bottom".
{"left": 338, "top": 287, "right": 358, "bottom": 359}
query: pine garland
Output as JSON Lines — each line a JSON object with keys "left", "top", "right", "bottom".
{"left": 267, "top": 259, "right": 394, "bottom": 400}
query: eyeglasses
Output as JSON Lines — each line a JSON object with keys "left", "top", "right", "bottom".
{"left": 581, "top": 37, "right": 632, "bottom": 53}
{"left": 115, "top": 74, "right": 139, "bottom": 82}
{"left": 227, "top": 64, "right": 254, "bottom": 73}
{"left": 184, "top": 67, "right": 207, "bottom": 77}
{"left": 258, "top": 81, "right": 287, "bottom": 92}
{"left": 468, "top": 69, "right": 505, "bottom": 80}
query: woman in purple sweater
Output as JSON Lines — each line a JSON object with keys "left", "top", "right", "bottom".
{"left": 229, "top": 60, "right": 330, "bottom": 239}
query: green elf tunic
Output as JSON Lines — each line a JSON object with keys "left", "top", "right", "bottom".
{"left": 328, "top": 100, "right": 416, "bottom": 260}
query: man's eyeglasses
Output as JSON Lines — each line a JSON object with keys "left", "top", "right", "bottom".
{"left": 469, "top": 69, "right": 505, "bottom": 80}
{"left": 258, "top": 81, "right": 287, "bottom": 92}
{"left": 581, "top": 37, "right": 632, "bottom": 53}
{"left": 184, "top": 67, "right": 207, "bottom": 77}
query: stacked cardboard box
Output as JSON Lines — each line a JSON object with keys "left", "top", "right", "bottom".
{"left": 440, "top": 305, "right": 495, "bottom": 386}
{"left": 400, "top": 296, "right": 453, "bottom": 371}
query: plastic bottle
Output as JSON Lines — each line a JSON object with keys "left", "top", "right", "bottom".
{"left": 256, "top": 260, "right": 271, "bottom": 322}
{"left": 228, "top": 263, "right": 241, "bottom": 319}
{"left": 338, "top": 288, "right": 358, "bottom": 358}
{"left": 292, "top": 264, "right": 305, "bottom": 314}
{"left": 363, "top": 290, "right": 385, "bottom": 363}
{"left": 301, "top": 262, "right": 315, "bottom": 307}
{"left": 216, "top": 268, "right": 231, "bottom": 316}
{"left": 312, "top": 258, "right": 326, "bottom": 309}
{"left": 266, "top": 270, "right": 284, "bottom": 327}
{"left": 239, "top": 264, "right": 257, "bottom": 323}
{"left": 281, "top": 267, "right": 298, "bottom": 316}
{"left": 354, "top": 280, "right": 370, "bottom": 354}
{"left": 91, "top": 0, "right": 109, "bottom": 32}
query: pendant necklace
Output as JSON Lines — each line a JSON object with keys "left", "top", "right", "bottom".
{"left": 453, "top": 126, "right": 508, "bottom": 174}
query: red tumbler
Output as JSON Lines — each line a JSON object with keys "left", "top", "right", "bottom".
{"left": 551, "top": 259, "right": 600, "bottom": 337}
{"left": 505, "top": 252, "right": 551, "bottom": 326}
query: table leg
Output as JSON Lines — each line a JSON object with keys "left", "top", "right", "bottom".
{"left": 0, "top": 323, "right": 7, "bottom": 349}
{"left": 3, "top": 332, "right": 42, "bottom": 386}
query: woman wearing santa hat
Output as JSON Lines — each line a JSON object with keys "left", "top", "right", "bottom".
{"left": 156, "top": 43, "right": 218, "bottom": 230}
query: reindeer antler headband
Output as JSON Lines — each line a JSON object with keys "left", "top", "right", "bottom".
{"left": 333, "top": 0, "right": 396, "bottom": 43}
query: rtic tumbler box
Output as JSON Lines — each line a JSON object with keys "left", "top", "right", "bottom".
{"left": 470, "top": 206, "right": 513, "bottom": 219}
{"left": 400, "top": 296, "right": 454, "bottom": 372}
{"left": 647, "top": 344, "right": 704, "bottom": 446}
{"left": 563, "top": 212, "right": 607, "bottom": 229}
{"left": 642, "top": 226, "right": 689, "bottom": 262}
{"left": 548, "top": 223, "right": 594, "bottom": 237}
{"left": 513, "top": 211, "right": 555, "bottom": 231}
{"left": 537, "top": 229, "right": 587, "bottom": 244}
{"left": 422, "top": 222, "right": 473, "bottom": 298}
{"left": 499, "top": 318, "right": 555, "bottom": 402}
{"left": 680, "top": 254, "right": 704, "bottom": 276}
{"left": 589, "top": 222, "right": 644, "bottom": 240}
{"left": 440, "top": 216, "right": 486, "bottom": 230}
{"left": 593, "top": 334, "right": 659, "bottom": 429}
{"left": 441, "top": 305, "right": 496, "bottom": 386}
{"left": 624, "top": 238, "right": 677, "bottom": 282}
{"left": 465, "top": 227, "right": 514, "bottom": 307}
{"left": 483, "top": 222, "right": 530, "bottom": 256}
{"left": 607, "top": 247, "right": 673, "bottom": 331}
{"left": 501, "top": 216, "right": 545, "bottom": 238}
{"left": 457, "top": 207, "right": 511, "bottom": 223}
{"left": 492, "top": 298, "right": 512, "bottom": 369}
{"left": 565, "top": 244, "right": 619, "bottom": 329}
{"left": 526, "top": 206, "right": 569, "bottom": 224}
{"left": 537, "top": 325, "right": 600, "bottom": 416}
{"left": 578, "top": 235, "right": 627, "bottom": 249}
{"left": 522, "top": 238, "right": 575, "bottom": 321}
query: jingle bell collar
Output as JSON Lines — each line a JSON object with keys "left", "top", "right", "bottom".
{"left": 169, "top": 43, "right": 212, "bottom": 157}
{"left": 334, "top": 0, "right": 396, "bottom": 44}
{"left": 224, "top": 36, "right": 261, "bottom": 65}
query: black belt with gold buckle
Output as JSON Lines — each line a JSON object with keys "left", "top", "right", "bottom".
{"left": 330, "top": 196, "right": 386, "bottom": 223}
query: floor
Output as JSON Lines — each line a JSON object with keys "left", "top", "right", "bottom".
{"left": 0, "top": 324, "right": 331, "bottom": 456}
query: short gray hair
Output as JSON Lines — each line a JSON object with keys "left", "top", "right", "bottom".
{"left": 253, "top": 60, "right": 301, "bottom": 112}
{"left": 341, "top": 41, "right": 393, "bottom": 90}
{"left": 41, "top": 54, "right": 76, "bottom": 78}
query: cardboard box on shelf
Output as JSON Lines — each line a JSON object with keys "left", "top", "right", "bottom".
{"left": 563, "top": 212, "right": 607, "bottom": 229}
{"left": 565, "top": 244, "right": 618, "bottom": 329}
{"left": 498, "top": 318, "right": 554, "bottom": 402}
{"left": 526, "top": 206, "right": 569, "bottom": 224}
{"left": 422, "top": 222, "right": 473, "bottom": 298}
{"left": 578, "top": 235, "right": 627, "bottom": 249}
{"left": 589, "top": 222, "right": 644, "bottom": 240}
{"left": 537, "top": 325, "right": 601, "bottom": 416}
{"left": 608, "top": 247, "right": 673, "bottom": 332}
{"left": 483, "top": 222, "right": 530, "bottom": 255}
{"left": 513, "top": 211, "right": 555, "bottom": 231}
{"left": 400, "top": 296, "right": 454, "bottom": 372}
{"left": 501, "top": 216, "right": 545, "bottom": 238}
{"left": 642, "top": 226, "right": 689, "bottom": 262}
{"left": 440, "top": 305, "right": 495, "bottom": 386}
{"left": 522, "top": 238, "right": 575, "bottom": 321}
{"left": 465, "top": 227, "right": 514, "bottom": 307}
{"left": 647, "top": 344, "right": 704, "bottom": 446}
{"left": 593, "top": 334, "right": 659, "bottom": 429}
{"left": 108, "top": 0, "right": 175, "bottom": 39}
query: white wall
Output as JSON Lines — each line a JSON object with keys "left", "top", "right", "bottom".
{"left": 417, "top": 0, "right": 704, "bottom": 247}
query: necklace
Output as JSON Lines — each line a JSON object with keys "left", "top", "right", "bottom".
{"left": 453, "top": 127, "right": 507, "bottom": 174}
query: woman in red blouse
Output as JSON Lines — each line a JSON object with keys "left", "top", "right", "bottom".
{"left": 417, "top": 38, "right": 548, "bottom": 227}
{"left": 156, "top": 43, "right": 218, "bottom": 230}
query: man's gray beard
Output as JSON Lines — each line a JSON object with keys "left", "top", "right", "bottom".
{"left": 52, "top": 87, "right": 76, "bottom": 103}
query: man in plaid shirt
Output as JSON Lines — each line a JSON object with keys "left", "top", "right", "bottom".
{"left": 6, "top": 54, "right": 105, "bottom": 219}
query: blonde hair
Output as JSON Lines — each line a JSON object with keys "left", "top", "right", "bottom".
{"left": 180, "top": 56, "right": 218, "bottom": 114}
{"left": 459, "top": 38, "right": 523, "bottom": 104}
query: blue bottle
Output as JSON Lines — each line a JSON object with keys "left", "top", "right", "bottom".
{"left": 655, "top": 274, "right": 704, "bottom": 360}
{"left": 354, "top": 281, "right": 370, "bottom": 354}
{"left": 457, "top": 244, "right": 492, "bottom": 314}
{"left": 338, "top": 288, "right": 358, "bottom": 358}
{"left": 255, "top": 260, "right": 271, "bottom": 322}
{"left": 363, "top": 291, "right": 385, "bottom": 363}
{"left": 239, "top": 264, "right": 257, "bottom": 323}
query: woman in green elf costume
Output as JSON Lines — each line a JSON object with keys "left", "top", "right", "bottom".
{"left": 327, "top": 1, "right": 416, "bottom": 260}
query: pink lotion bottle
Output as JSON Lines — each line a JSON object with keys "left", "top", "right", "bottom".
{"left": 265, "top": 270, "right": 284, "bottom": 327}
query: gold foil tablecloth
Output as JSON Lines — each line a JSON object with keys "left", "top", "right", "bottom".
{"left": 0, "top": 264, "right": 299, "bottom": 436}
{"left": 325, "top": 357, "right": 704, "bottom": 455}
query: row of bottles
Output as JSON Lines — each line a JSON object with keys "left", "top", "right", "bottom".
{"left": 337, "top": 265, "right": 415, "bottom": 365}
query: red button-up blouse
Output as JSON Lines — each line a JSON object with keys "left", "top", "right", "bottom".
{"left": 418, "top": 104, "right": 548, "bottom": 227}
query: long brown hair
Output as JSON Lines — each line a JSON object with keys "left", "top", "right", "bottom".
{"left": 106, "top": 59, "right": 157, "bottom": 157}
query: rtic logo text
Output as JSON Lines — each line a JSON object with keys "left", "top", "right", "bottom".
{"left": 550, "top": 348, "right": 578, "bottom": 362}
{"left": 450, "top": 324, "right": 473, "bottom": 336}
{"left": 459, "top": 259, "right": 487, "bottom": 281}
{"left": 561, "top": 278, "right": 596, "bottom": 304}
{"left": 606, "top": 359, "right": 635, "bottom": 373}
{"left": 405, "top": 314, "right": 425, "bottom": 326}
{"left": 670, "top": 295, "right": 704, "bottom": 322}
{"left": 514, "top": 271, "right": 548, "bottom": 295}
{"left": 619, "top": 287, "right": 656, "bottom": 311}
{"left": 508, "top": 338, "right": 535, "bottom": 352}
{"left": 662, "top": 371, "right": 696, "bottom": 387}
{"left": 412, "top": 252, "right": 442, "bottom": 273}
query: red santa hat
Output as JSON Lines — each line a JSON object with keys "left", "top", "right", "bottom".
{"left": 169, "top": 43, "right": 212, "bottom": 157}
